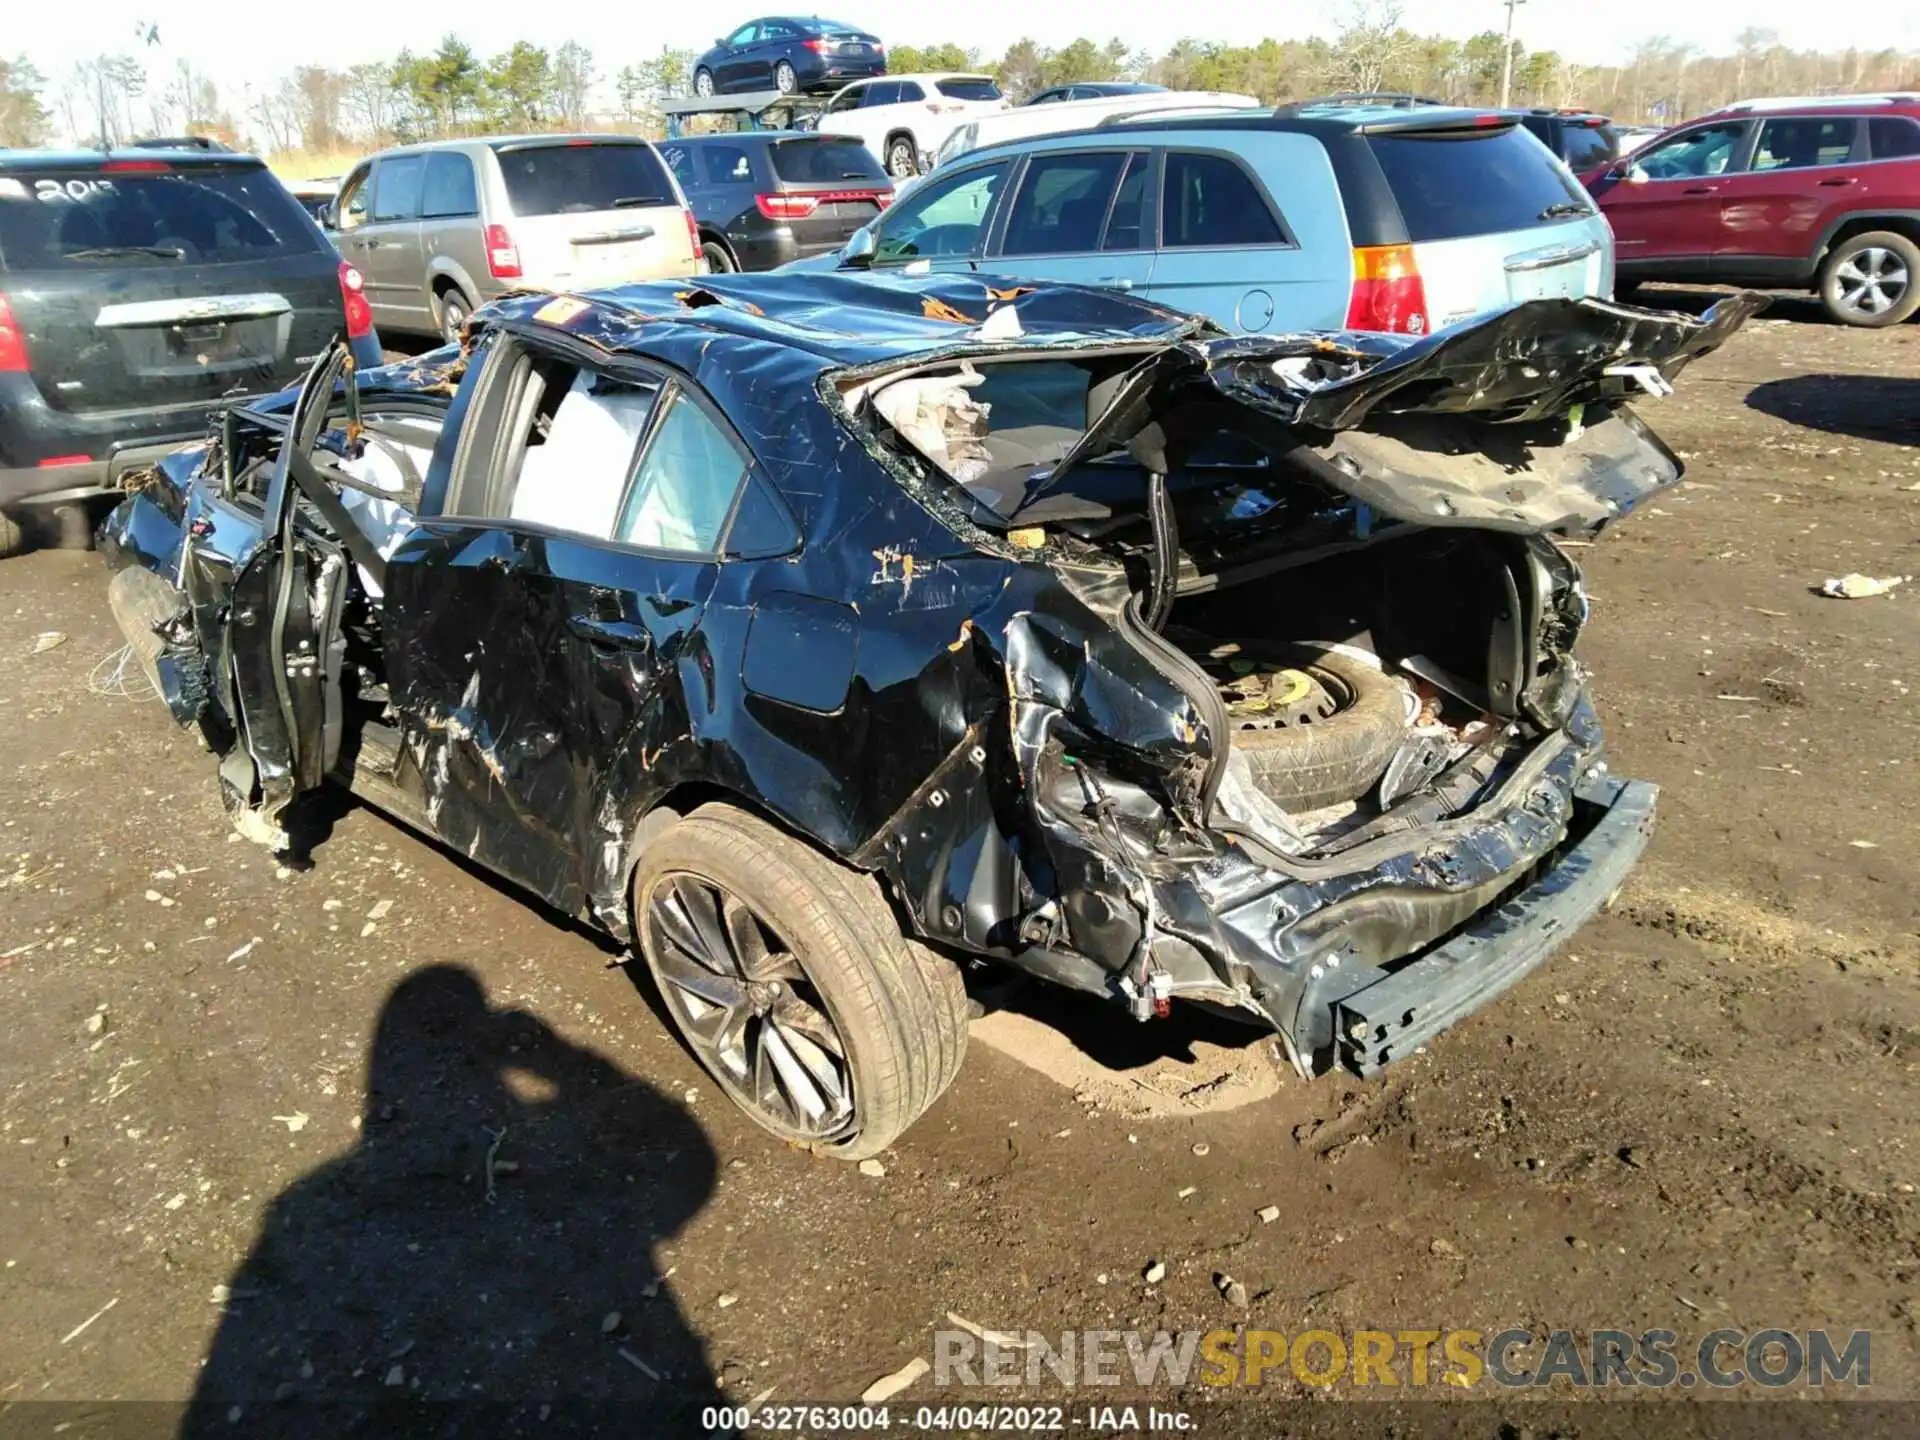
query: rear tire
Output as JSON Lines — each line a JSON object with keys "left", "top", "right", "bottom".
{"left": 0, "top": 511, "right": 22, "bottom": 560}
{"left": 693, "top": 68, "right": 715, "bottom": 98}
{"left": 435, "top": 287, "right": 471, "bottom": 345}
{"left": 701, "top": 240, "right": 736, "bottom": 274}
{"left": 774, "top": 61, "right": 797, "bottom": 95}
{"left": 1818, "top": 230, "right": 1920, "bottom": 327}
{"left": 885, "top": 135, "right": 918, "bottom": 179}
{"left": 632, "top": 804, "right": 968, "bottom": 1160}
{"left": 49, "top": 502, "right": 95, "bottom": 551}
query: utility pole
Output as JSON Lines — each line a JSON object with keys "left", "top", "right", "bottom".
{"left": 1499, "top": 0, "right": 1528, "bottom": 109}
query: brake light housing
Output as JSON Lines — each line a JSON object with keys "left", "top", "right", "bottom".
{"left": 1346, "top": 244, "right": 1429, "bottom": 335}
{"left": 336, "top": 261, "right": 373, "bottom": 340}
{"left": 484, "top": 223, "right": 522, "bottom": 279}
{"left": 0, "top": 293, "right": 29, "bottom": 372}
{"left": 682, "top": 209, "right": 701, "bottom": 264}
{"left": 755, "top": 193, "right": 821, "bottom": 220}
{"left": 100, "top": 158, "right": 171, "bottom": 173}
{"left": 802, "top": 38, "right": 826, "bottom": 52}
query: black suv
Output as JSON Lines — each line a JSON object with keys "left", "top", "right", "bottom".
{"left": 661, "top": 132, "right": 892, "bottom": 272}
{"left": 0, "top": 148, "right": 383, "bottom": 556}
{"left": 1516, "top": 108, "right": 1622, "bottom": 172}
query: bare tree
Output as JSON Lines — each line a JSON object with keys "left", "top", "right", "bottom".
{"left": 552, "top": 41, "right": 594, "bottom": 130}
{"left": 1321, "top": 1, "right": 1415, "bottom": 94}
{"left": 342, "top": 62, "right": 395, "bottom": 144}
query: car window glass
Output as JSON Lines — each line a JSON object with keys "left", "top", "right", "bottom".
{"left": 764, "top": 22, "right": 797, "bottom": 40}
{"left": 1031, "top": 89, "right": 1061, "bottom": 105}
{"left": 1562, "top": 124, "right": 1617, "bottom": 172}
{"left": 936, "top": 78, "right": 1002, "bottom": 101}
{"left": 700, "top": 144, "right": 754, "bottom": 185}
{"left": 1635, "top": 123, "right": 1744, "bottom": 180}
{"left": 419, "top": 151, "right": 478, "bottom": 219}
{"left": 1102, "top": 152, "right": 1150, "bottom": 251}
{"left": 497, "top": 143, "right": 676, "bottom": 216}
{"left": 337, "top": 167, "right": 372, "bottom": 230}
{"left": 371, "top": 154, "right": 426, "bottom": 223}
{"left": 616, "top": 391, "right": 750, "bottom": 553}
{"left": 0, "top": 165, "right": 322, "bottom": 266}
{"left": 726, "top": 24, "right": 758, "bottom": 44}
{"left": 662, "top": 144, "right": 696, "bottom": 191}
{"left": 866, "top": 83, "right": 901, "bottom": 106}
{"left": 1160, "top": 151, "right": 1283, "bottom": 248}
{"left": 504, "top": 368, "right": 663, "bottom": 538}
{"left": 1753, "top": 117, "right": 1857, "bottom": 170}
{"left": 1868, "top": 116, "right": 1920, "bottom": 159}
{"left": 827, "top": 86, "right": 864, "bottom": 114}
{"left": 897, "top": 82, "right": 928, "bottom": 103}
{"left": 769, "top": 138, "right": 887, "bottom": 183}
{"left": 1002, "top": 151, "right": 1126, "bottom": 256}
{"left": 1368, "top": 127, "right": 1590, "bottom": 240}
{"left": 873, "top": 160, "right": 1008, "bottom": 263}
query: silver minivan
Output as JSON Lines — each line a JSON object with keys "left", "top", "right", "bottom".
{"left": 333, "top": 135, "right": 703, "bottom": 343}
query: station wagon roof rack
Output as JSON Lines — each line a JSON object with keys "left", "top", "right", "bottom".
{"left": 1094, "top": 101, "right": 1267, "bottom": 127}
{"left": 1718, "top": 92, "right": 1920, "bottom": 113}
{"left": 1296, "top": 91, "right": 1447, "bottom": 109}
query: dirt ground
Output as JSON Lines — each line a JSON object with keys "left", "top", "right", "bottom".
{"left": 1, "top": 293, "right": 1916, "bottom": 1435}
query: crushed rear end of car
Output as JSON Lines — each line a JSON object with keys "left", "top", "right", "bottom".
{"left": 840, "top": 290, "right": 1760, "bottom": 1074}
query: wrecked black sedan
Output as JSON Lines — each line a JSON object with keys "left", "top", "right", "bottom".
{"left": 100, "top": 273, "right": 1758, "bottom": 1158}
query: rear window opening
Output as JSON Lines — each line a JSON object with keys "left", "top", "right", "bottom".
{"left": 769, "top": 139, "right": 888, "bottom": 185}
{"left": 1367, "top": 126, "right": 1591, "bottom": 242}
{"left": 1559, "top": 122, "right": 1619, "bottom": 172}
{"left": 0, "top": 165, "right": 322, "bottom": 270}
{"left": 936, "top": 78, "right": 1003, "bottom": 102}
{"left": 493, "top": 143, "right": 676, "bottom": 217}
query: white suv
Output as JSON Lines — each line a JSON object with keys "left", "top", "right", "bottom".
{"left": 816, "top": 74, "right": 1009, "bottom": 178}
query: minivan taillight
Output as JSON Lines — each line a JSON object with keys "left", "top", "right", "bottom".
{"left": 683, "top": 209, "right": 701, "bottom": 261}
{"left": 0, "top": 293, "right": 27, "bottom": 372}
{"left": 1346, "top": 244, "right": 1430, "bottom": 335}
{"left": 485, "top": 223, "right": 522, "bottom": 280}
{"left": 336, "top": 262, "right": 373, "bottom": 340}
{"left": 755, "top": 193, "right": 821, "bottom": 220}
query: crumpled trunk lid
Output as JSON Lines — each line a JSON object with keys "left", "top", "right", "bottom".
{"left": 1022, "top": 292, "right": 1764, "bottom": 533}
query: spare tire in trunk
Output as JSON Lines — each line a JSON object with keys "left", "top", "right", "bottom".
{"left": 1198, "top": 642, "right": 1411, "bottom": 812}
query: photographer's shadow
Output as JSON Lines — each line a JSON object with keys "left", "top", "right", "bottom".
{"left": 183, "top": 964, "right": 721, "bottom": 1435}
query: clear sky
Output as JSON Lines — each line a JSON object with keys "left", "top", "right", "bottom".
{"left": 17, "top": 1, "right": 1918, "bottom": 92}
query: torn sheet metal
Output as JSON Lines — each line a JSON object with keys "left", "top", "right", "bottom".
{"left": 96, "top": 271, "right": 1696, "bottom": 1076}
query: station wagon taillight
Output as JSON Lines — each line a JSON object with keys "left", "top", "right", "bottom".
{"left": 0, "top": 293, "right": 28, "bottom": 372}
{"left": 485, "top": 223, "right": 523, "bottom": 280}
{"left": 337, "top": 262, "right": 373, "bottom": 340}
{"left": 1346, "top": 243, "right": 1430, "bottom": 335}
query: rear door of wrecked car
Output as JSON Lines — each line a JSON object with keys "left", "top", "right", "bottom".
{"left": 379, "top": 324, "right": 796, "bottom": 916}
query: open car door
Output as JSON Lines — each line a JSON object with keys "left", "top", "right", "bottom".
{"left": 218, "top": 342, "right": 402, "bottom": 847}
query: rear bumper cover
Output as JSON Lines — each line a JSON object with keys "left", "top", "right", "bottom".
{"left": 1329, "top": 773, "right": 1655, "bottom": 1076}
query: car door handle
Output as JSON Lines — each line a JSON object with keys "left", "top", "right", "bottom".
{"left": 1096, "top": 277, "right": 1134, "bottom": 290}
{"left": 568, "top": 615, "right": 652, "bottom": 651}
{"left": 361, "top": 238, "right": 384, "bottom": 249}
{"left": 1680, "top": 185, "right": 1719, "bottom": 195}
{"left": 1817, "top": 176, "right": 1858, "bottom": 187}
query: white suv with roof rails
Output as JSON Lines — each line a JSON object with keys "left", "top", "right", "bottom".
{"left": 815, "top": 73, "right": 1010, "bottom": 178}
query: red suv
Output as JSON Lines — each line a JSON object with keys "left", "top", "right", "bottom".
{"left": 1582, "top": 94, "right": 1920, "bottom": 326}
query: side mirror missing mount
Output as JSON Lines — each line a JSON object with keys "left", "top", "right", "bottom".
{"left": 842, "top": 224, "right": 876, "bottom": 269}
